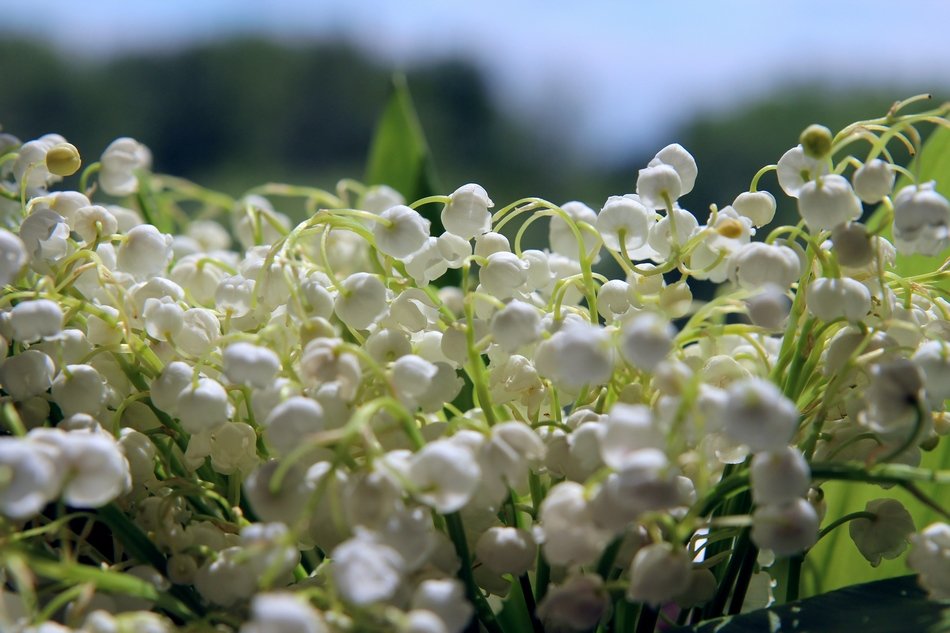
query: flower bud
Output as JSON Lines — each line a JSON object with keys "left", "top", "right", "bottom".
{"left": 549, "top": 201, "right": 600, "bottom": 261}
{"left": 51, "top": 364, "right": 106, "bottom": 417}
{"left": 176, "top": 377, "right": 230, "bottom": 434}
{"left": 537, "top": 574, "right": 609, "bottom": 633}
{"left": 730, "top": 242, "right": 801, "bottom": 290}
{"left": 479, "top": 251, "right": 527, "bottom": 300}
{"left": 45, "top": 142, "right": 81, "bottom": 177}
{"left": 411, "top": 579, "right": 473, "bottom": 633}
{"left": 408, "top": 440, "right": 481, "bottom": 513}
{"left": 650, "top": 143, "right": 698, "bottom": 195}
{"left": 0, "top": 349, "right": 55, "bottom": 401}
{"left": 799, "top": 124, "right": 832, "bottom": 159}
{"left": 331, "top": 536, "right": 405, "bottom": 605}
{"left": 99, "top": 137, "right": 151, "bottom": 197}
{"left": 746, "top": 285, "right": 791, "bottom": 331}
{"left": 117, "top": 224, "right": 172, "bottom": 278}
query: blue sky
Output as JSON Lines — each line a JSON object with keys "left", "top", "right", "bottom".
{"left": 5, "top": 1, "right": 950, "bottom": 159}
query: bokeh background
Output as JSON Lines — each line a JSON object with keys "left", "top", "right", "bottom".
{"left": 3, "top": 0, "right": 949, "bottom": 217}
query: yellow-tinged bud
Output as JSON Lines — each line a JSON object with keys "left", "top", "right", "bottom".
{"left": 45, "top": 142, "right": 81, "bottom": 176}
{"left": 800, "top": 124, "right": 833, "bottom": 159}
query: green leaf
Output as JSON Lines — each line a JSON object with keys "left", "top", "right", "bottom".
{"left": 675, "top": 575, "right": 949, "bottom": 633}
{"left": 365, "top": 74, "right": 441, "bottom": 222}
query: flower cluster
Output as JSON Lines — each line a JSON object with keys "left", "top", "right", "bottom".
{"left": 0, "top": 97, "right": 949, "bottom": 632}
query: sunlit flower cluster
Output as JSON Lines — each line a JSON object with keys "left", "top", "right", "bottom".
{"left": 0, "top": 97, "right": 949, "bottom": 632}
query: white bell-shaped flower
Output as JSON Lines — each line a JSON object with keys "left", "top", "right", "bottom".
{"left": 143, "top": 297, "right": 184, "bottom": 342}
{"left": 264, "top": 396, "right": 325, "bottom": 456}
{"left": 596, "top": 195, "right": 653, "bottom": 252}
{"left": 729, "top": 242, "right": 802, "bottom": 290}
{"left": 848, "top": 498, "right": 915, "bottom": 567}
{"left": 549, "top": 201, "right": 600, "bottom": 261}
{"left": 479, "top": 251, "right": 527, "bottom": 300}
{"left": 51, "top": 364, "right": 106, "bottom": 417}
{"left": 474, "top": 231, "right": 510, "bottom": 257}
{"left": 647, "top": 206, "right": 698, "bottom": 260}
{"left": 746, "top": 285, "right": 791, "bottom": 331}
{"left": 215, "top": 274, "right": 255, "bottom": 317}
{"left": 627, "top": 543, "right": 692, "bottom": 607}
{"left": 539, "top": 481, "right": 612, "bottom": 566}
{"left": 30, "top": 427, "right": 131, "bottom": 508}
{"left": 408, "top": 440, "right": 481, "bottom": 513}
{"left": 751, "top": 498, "right": 819, "bottom": 556}
{"left": 331, "top": 535, "right": 405, "bottom": 605}
{"left": 491, "top": 300, "right": 541, "bottom": 351}
{"left": 716, "top": 377, "right": 799, "bottom": 452}
{"left": 0, "top": 437, "right": 60, "bottom": 519}
{"left": 535, "top": 321, "right": 614, "bottom": 390}
{"left": 404, "top": 236, "right": 449, "bottom": 286}
{"left": 601, "top": 404, "right": 664, "bottom": 470}
{"left": 797, "top": 174, "right": 863, "bottom": 231}
{"left": 0, "top": 229, "right": 28, "bottom": 286}
{"left": 99, "top": 137, "right": 151, "bottom": 197}
{"left": 732, "top": 191, "right": 777, "bottom": 228}
{"left": 650, "top": 143, "right": 698, "bottom": 195}
{"left": 9, "top": 299, "right": 63, "bottom": 343}
{"left": 373, "top": 205, "right": 430, "bottom": 258}
{"left": 907, "top": 522, "right": 950, "bottom": 600}
{"left": 913, "top": 340, "right": 950, "bottom": 407}
{"left": 806, "top": 277, "right": 871, "bottom": 322}
{"left": 637, "top": 163, "right": 682, "bottom": 209}
{"left": 117, "top": 225, "right": 172, "bottom": 279}
{"left": 411, "top": 579, "right": 473, "bottom": 633}
{"left": 19, "top": 209, "right": 69, "bottom": 267}
{"left": 536, "top": 574, "right": 609, "bottom": 633}
{"left": 776, "top": 145, "right": 828, "bottom": 198}
{"left": 475, "top": 527, "right": 536, "bottom": 575}
{"left": 71, "top": 205, "right": 118, "bottom": 242}
{"left": 0, "top": 349, "right": 55, "bottom": 401}
{"left": 243, "top": 460, "right": 313, "bottom": 525}
{"left": 150, "top": 361, "right": 192, "bottom": 416}
{"left": 852, "top": 158, "right": 895, "bottom": 204}
{"left": 175, "top": 377, "right": 230, "bottom": 434}
{"left": 391, "top": 354, "right": 438, "bottom": 400}
{"left": 442, "top": 183, "right": 493, "bottom": 239}
{"left": 240, "top": 592, "right": 328, "bottom": 633}
{"left": 619, "top": 312, "right": 676, "bottom": 372}
{"left": 335, "top": 272, "right": 387, "bottom": 330}
{"left": 178, "top": 308, "right": 220, "bottom": 356}
{"left": 209, "top": 422, "right": 259, "bottom": 475}
{"left": 223, "top": 342, "right": 280, "bottom": 388}
{"left": 750, "top": 447, "right": 810, "bottom": 505}
{"left": 892, "top": 182, "right": 950, "bottom": 256}
{"left": 405, "top": 610, "right": 448, "bottom": 633}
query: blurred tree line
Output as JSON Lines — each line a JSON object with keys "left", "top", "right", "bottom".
{"left": 0, "top": 36, "right": 928, "bottom": 226}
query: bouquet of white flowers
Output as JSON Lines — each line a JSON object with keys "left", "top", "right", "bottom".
{"left": 0, "top": 94, "right": 948, "bottom": 633}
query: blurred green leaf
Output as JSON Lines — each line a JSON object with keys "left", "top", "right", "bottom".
{"left": 365, "top": 74, "right": 441, "bottom": 221}
{"left": 805, "top": 124, "right": 950, "bottom": 597}
{"left": 676, "top": 575, "right": 949, "bottom": 633}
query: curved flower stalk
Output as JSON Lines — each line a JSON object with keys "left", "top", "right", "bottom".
{"left": 0, "top": 96, "right": 949, "bottom": 633}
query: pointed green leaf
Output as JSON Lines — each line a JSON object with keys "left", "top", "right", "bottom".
{"left": 365, "top": 74, "right": 441, "bottom": 221}
{"left": 675, "top": 575, "right": 949, "bottom": 633}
